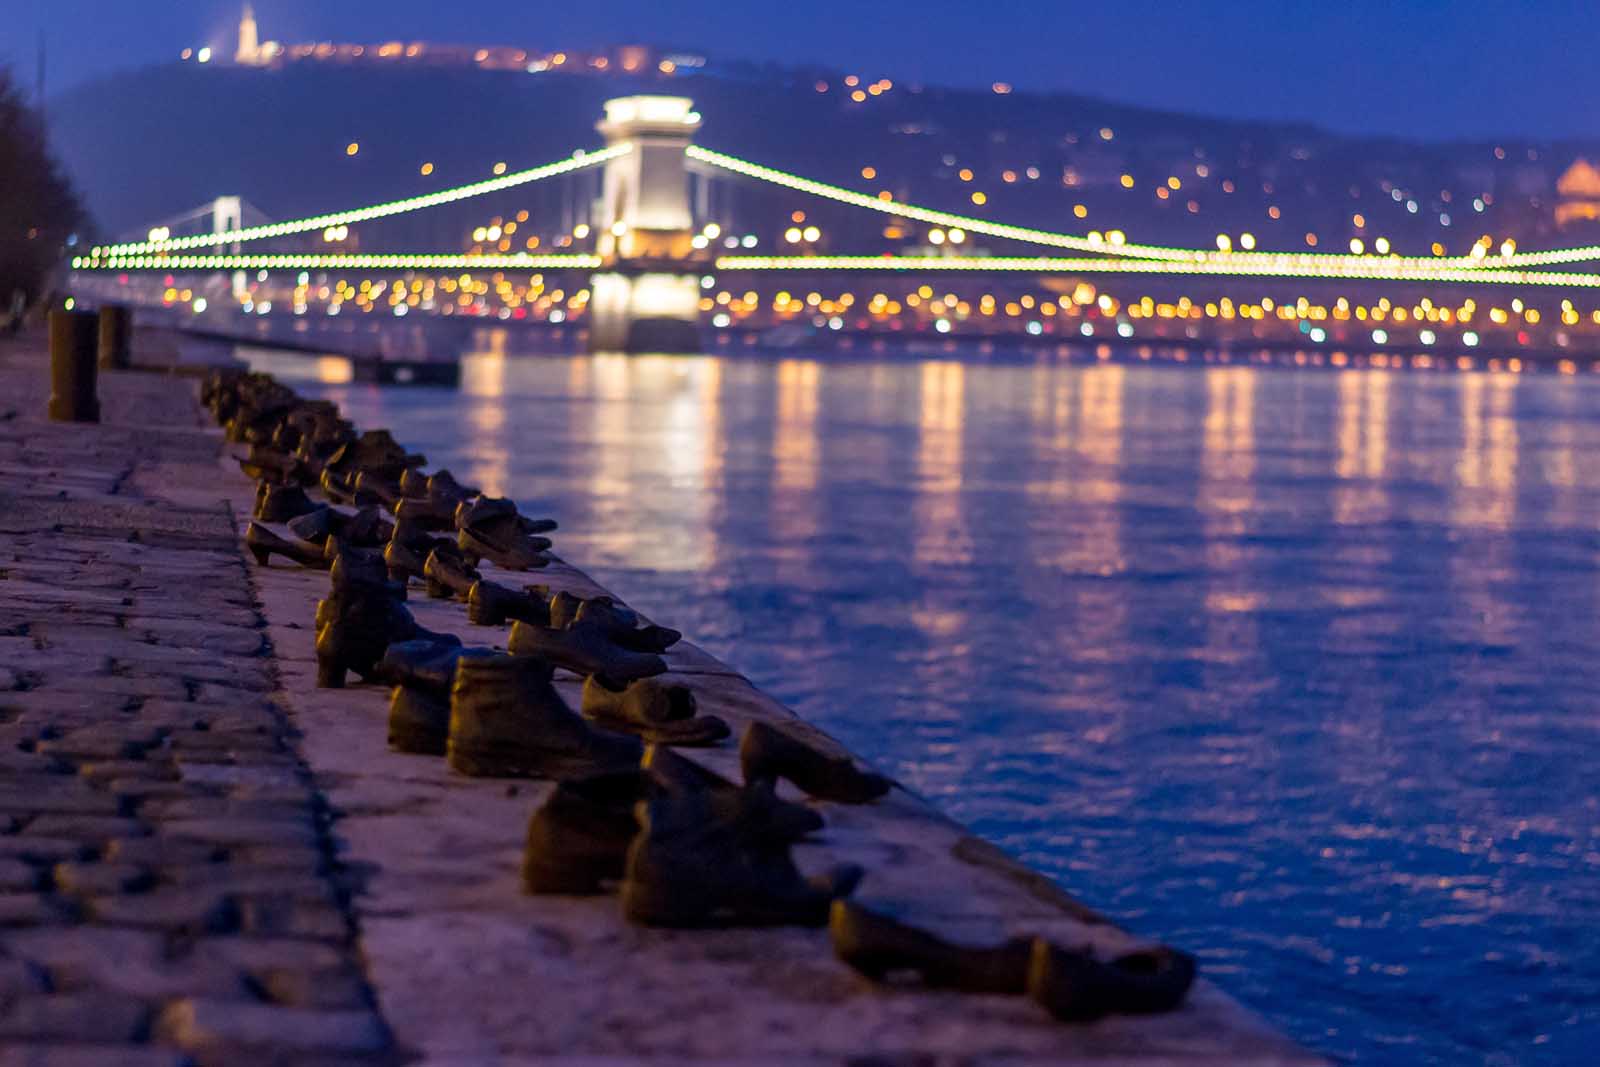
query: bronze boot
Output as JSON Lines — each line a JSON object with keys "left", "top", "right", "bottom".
{"left": 739, "top": 721, "right": 892, "bottom": 804}
{"left": 507, "top": 619, "right": 667, "bottom": 684}
{"left": 467, "top": 579, "right": 551, "bottom": 628}
{"left": 253, "top": 481, "right": 319, "bottom": 523}
{"left": 457, "top": 523, "right": 552, "bottom": 571}
{"left": 644, "top": 744, "right": 823, "bottom": 842}
{"left": 1026, "top": 941, "right": 1197, "bottom": 1022}
{"left": 445, "top": 655, "right": 641, "bottom": 779}
{"left": 387, "top": 683, "right": 450, "bottom": 756}
{"left": 422, "top": 546, "right": 481, "bottom": 600}
{"left": 521, "top": 771, "right": 643, "bottom": 895}
{"left": 574, "top": 598, "right": 681, "bottom": 653}
{"left": 619, "top": 784, "right": 861, "bottom": 928}
{"left": 829, "top": 901, "right": 1033, "bottom": 992}
{"left": 524, "top": 751, "right": 821, "bottom": 897}
{"left": 455, "top": 496, "right": 557, "bottom": 536}
{"left": 372, "top": 639, "right": 494, "bottom": 695}
{"left": 581, "top": 675, "right": 729, "bottom": 746}
{"left": 315, "top": 566, "right": 458, "bottom": 688}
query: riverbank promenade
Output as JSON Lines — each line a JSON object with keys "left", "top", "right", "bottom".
{"left": 0, "top": 327, "right": 1321, "bottom": 1065}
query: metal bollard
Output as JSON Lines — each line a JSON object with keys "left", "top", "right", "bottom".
{"left": 98, "top": 305, "right": 132, "bottom": 370}
{"left": 47, "top": 309, "right": 101, "bottom": 423}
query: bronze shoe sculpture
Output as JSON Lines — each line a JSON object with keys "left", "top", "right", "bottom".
{"left": 387, "top": 684, "right": 451, "bottom": 756}
{"left": 393, "top": 496, "right": 456, "bottom": 532}
{"left": 457, "top": 523, "right": 553, "bottom": 571}
{"left": 829, "top": 900, "right": 1032, "bottom": 993}
{"left": 323, "top": 542, "right": 405, "bottom": 601}
{"left": 324, "top": 429, "right": 425, "bottom": 481}
{"left": 644, "top": 744, "right": 823, "bottom": 842}
{"left": 547, "top": 590, "right": 586, "bottom": 630}
{"left": 574, "top": 598, "right": 681, "bottom": 653}
{"left": 378, "top": 641, "right": 495, "bottom": 755}
{"left": 522, "top": 771, "right": 644, "bottom": 895}
{"left": 372, "top": 639, "right": 493, "bottom": 695}
{"left": 245, "top": 522, "right": 331, "bottom": 569}
{"left": 619, "top": 781, "right": 861, "bottom": 928}
{"left": 467, "top": 579, "right": 551, "bottom": 628}
{"left": 1026, "top": 940, "right": 1197, "bottom": 1022}
{"left": 740, "top": 721, "right": 892, "bottom": 804}
{"left": 320, "top": 467, "right": 389, "bottom": 509}
{"left": 253, "top": 481, "right": 319, "bottom": 523}
{"left": 397, "top": 469, "right": 431, "bottom": 500}
{"left": 445, "top": 654, "right": 641, "bottom": 779}
{"left": 581, "top": 676, "right": 729, "bottom": 746}
{"left": 455, "top": 496, "right": 557, "bottom": 536}
{"left": 384, "top": 512, "right": 458, "bottom": 582}
{"left": 523, "top": 750, "right": 820, "bottom": 897}
{"left": 547, "top": 593, "right": 678, "bottom": 652}
{"left": 383, "top": 538, "right": 430, "bottom": 585}
{"left": 353, "top": 470, "right": 406, "bottom": 510}
{"left": 290, "top": 506, "right": 392, "bottom": 548}
{"left": 314, "top": 560, "right": 458, "bottom": 688}
{"left": 507, "top": 619, "right": 667, "bottom": 684}
{"left": 422, "top": 546, "right": 481, "bottom": 600}
{"left": 239, "top": 445, "right": 305, "bottom": 485}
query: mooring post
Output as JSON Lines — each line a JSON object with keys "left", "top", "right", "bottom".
{"left": 48, "top": 308, "right": 100, "bottom": 423}
{"left": 98, "top": 304, "right": 132, "bottom": 370}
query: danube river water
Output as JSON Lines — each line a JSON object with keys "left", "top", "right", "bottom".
{"left": 250, "top": 342, "right": 1600, "bottom": 1064}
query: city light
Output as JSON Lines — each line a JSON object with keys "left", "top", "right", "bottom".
{"left": 706, "top": 255, "right": 1600, "bottom": 287}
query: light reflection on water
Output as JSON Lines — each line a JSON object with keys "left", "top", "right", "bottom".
{"left": 266, "top": 347, "right": 1600, "bottom": 1065}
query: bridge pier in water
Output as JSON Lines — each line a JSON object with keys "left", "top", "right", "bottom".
{"left": 587, "top": 95, "right": 705, "bottom": 354}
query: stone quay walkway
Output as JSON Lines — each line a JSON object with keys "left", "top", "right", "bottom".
{"left": 0, "top": 327, "right": 1323, "bottom": 1065}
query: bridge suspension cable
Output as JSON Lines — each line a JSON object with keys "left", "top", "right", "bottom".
{"left": 688, "top": 146, "right": 1600, "bottom": 276}
{"left": 711, "top": 254, "right": 1600, "bottom": 289}
{"left": 72, "top": 254, "right": 602, "bottom": 273}
{"left": 87, "top": 146, "right": 629, "bottom": 259}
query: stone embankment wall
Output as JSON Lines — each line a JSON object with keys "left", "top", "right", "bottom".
{"left": 0, "top": 329, "right": 1323, "bottom": 1065}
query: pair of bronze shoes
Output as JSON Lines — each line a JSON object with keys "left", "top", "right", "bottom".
{"left": 252, "top": 481, "right": 319, "bottom": 524}
{"left": 508, "top": 618, "right": 669, "bottom": 686}
{"left": 466, "top": 579, "right": 550, "bottom": 627}
{"left": 503, "top": 592, "right": 681, "bottom": 681}
{"left": 829, "top": 901, "right": 1196, "bottom": 1022}
{"left": 314, "top": 550, "right": 457, "bottom": 688}
{"left": 456, "top": 497, "right": 556, "bottom": 571}
{"left": 404, "top": 647, "right": 731, "bottom": 767}
{"left": 522, "top": 745, "right": 860, "bottom": 929}
{"left": 245, "top": 515, "right": 392, "bottom": 569}
{"left": 389, "top": 470, "right": 482, "bottom": 530}
{"left": 520, "top": 745, "right": 814, "bottom": 895}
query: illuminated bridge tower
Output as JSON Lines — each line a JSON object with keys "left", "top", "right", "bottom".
{"left": 588, "top": 96, "right": 706, "bottom": 353}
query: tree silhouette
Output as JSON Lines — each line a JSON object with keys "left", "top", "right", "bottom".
{"left": 0, "top": 65, "right": 86, "bottom": 306}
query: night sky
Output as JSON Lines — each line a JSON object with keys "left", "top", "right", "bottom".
{"left": 1, "top": 0, "right": 1595, "bottom": 141}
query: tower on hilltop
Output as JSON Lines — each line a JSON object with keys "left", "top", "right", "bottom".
{"left": 237, "top": 4, "right": 262, "bottom": 65}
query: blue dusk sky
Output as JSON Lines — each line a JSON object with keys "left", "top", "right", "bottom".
{"left": 0, "top": 0, "right": 1594, "bottom": 140}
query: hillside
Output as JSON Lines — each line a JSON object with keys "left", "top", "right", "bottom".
{"left": 46, "top": 59, "right": 1600, "bottom": 256}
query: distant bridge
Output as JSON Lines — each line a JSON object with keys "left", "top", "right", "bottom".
{"left": 69, "top": 95, "right": 1600, "bottom": 351}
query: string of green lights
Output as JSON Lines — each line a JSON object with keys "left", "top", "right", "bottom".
{"left": 710, "top": 255, "right": 1600, "bottom": 288}
{"left": 688, "top": 147, "right": 1600, "bottom": 276}
{"left": 85, "top": 147, "right": 629, "bottom": 259}
{"left": 72, "top": 254, "right": 602, "bottom": 272}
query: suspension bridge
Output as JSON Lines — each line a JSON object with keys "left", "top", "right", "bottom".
{"left": 68, "top": 95, "right": 1600, "bottom": 353}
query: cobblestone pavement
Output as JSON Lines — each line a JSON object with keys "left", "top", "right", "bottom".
{"left": 0, "top": 334, "right": 394, "bottom": 1066}
{"left": 2, "top": 328, "right": 1321, "bottom": 1065}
